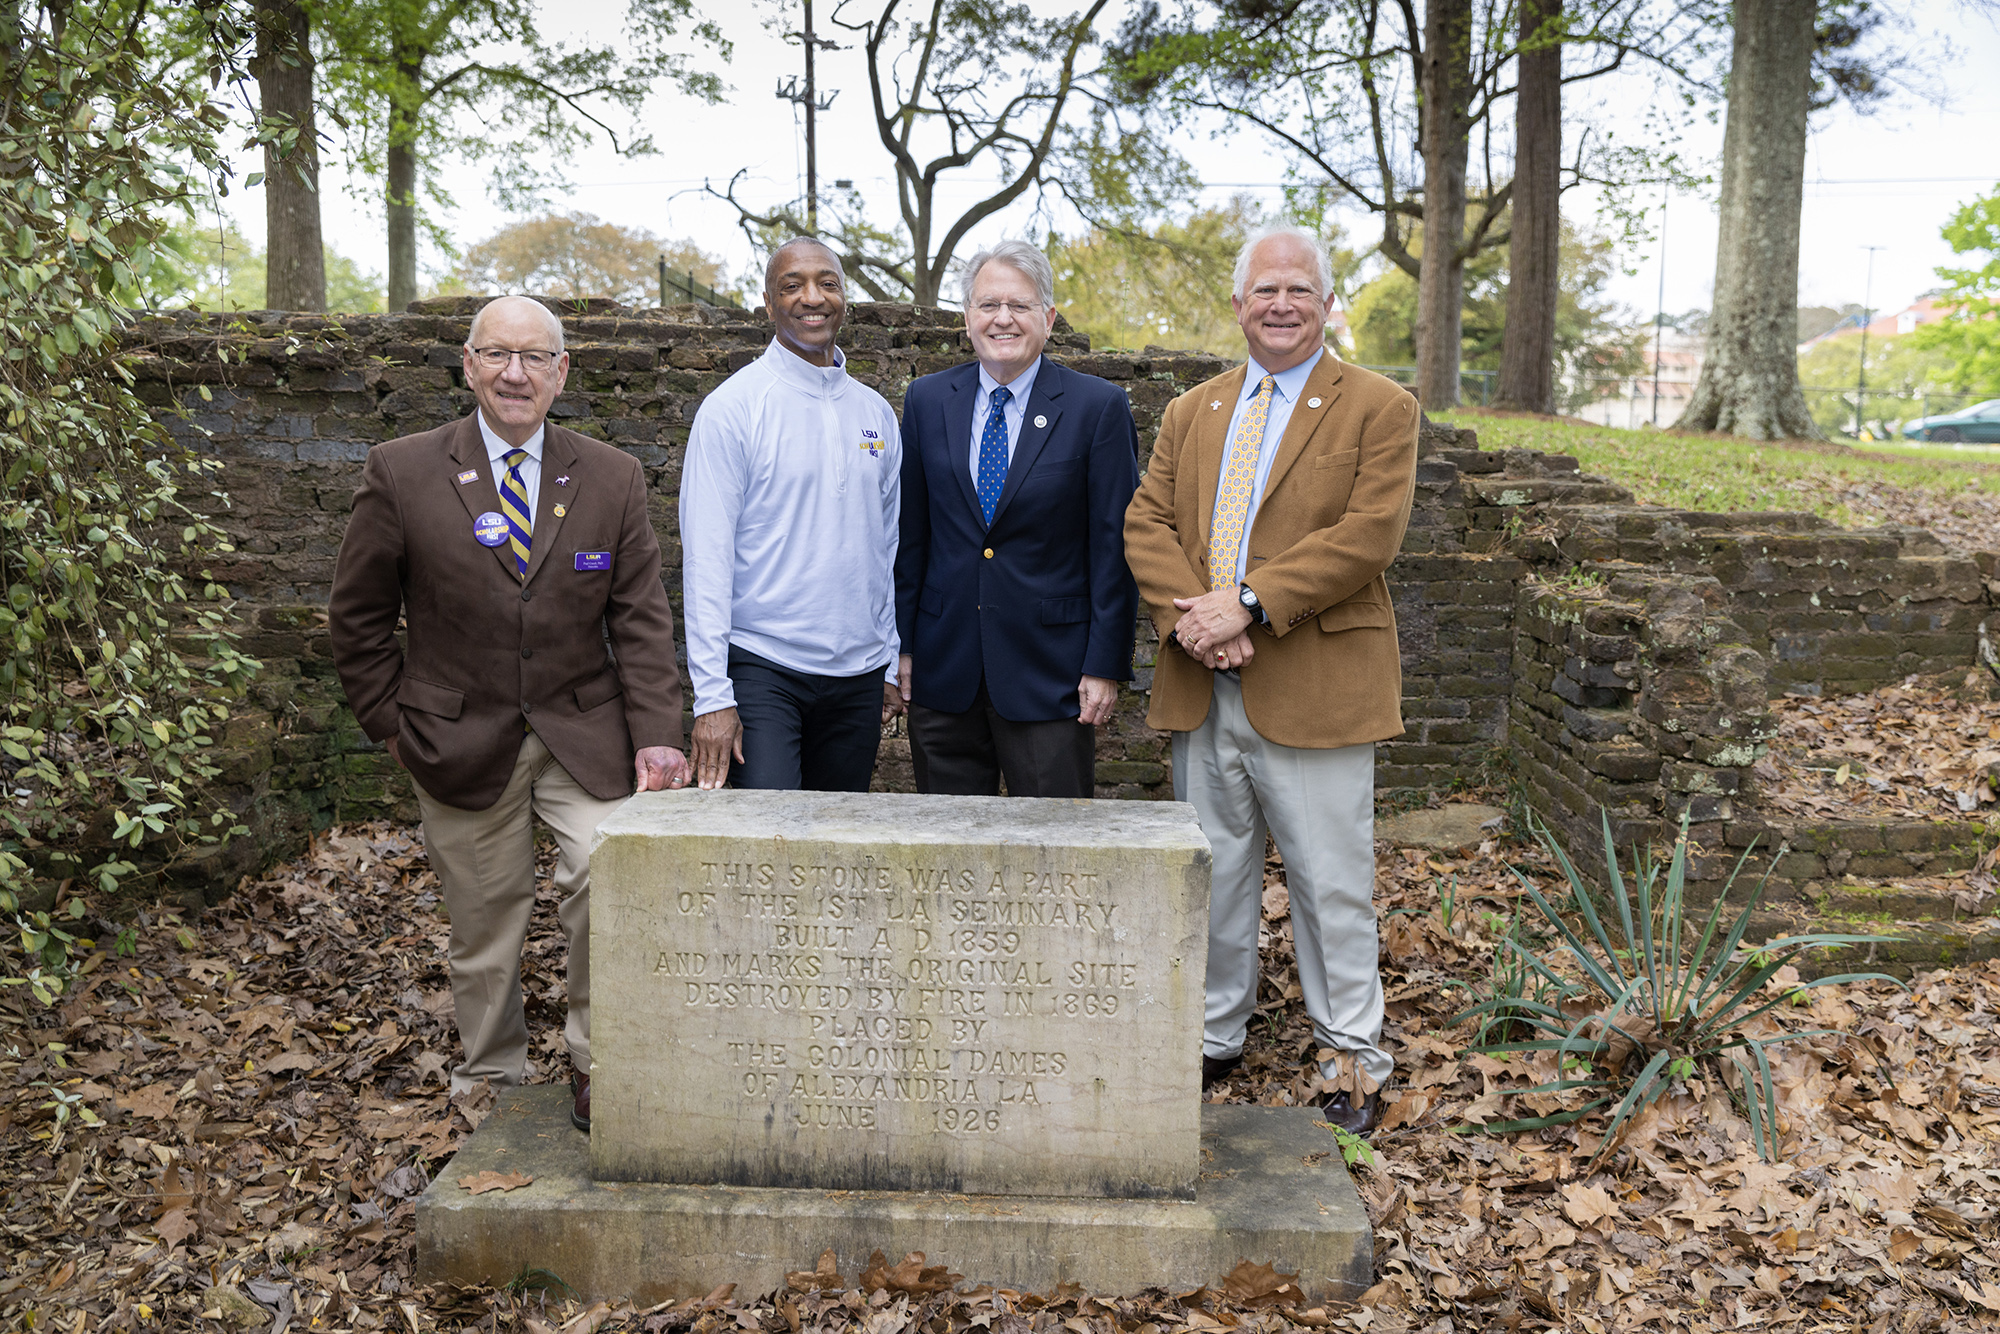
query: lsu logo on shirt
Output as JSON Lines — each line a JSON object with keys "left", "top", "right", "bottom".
{"left": 858, "top": 429, "right": 884, "bottom": 458}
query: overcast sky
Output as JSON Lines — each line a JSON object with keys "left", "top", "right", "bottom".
{"left": 211, "top": 0, "right": 2000, "bottom": 328}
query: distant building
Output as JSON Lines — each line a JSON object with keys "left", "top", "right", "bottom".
{"left": 1796, "top": 296, "right": 1951, "bottom": 353}
{"left": 1573, "top": 329, "right": 1704, "bottom": 429}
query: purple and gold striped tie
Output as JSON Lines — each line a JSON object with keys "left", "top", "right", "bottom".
{"left": 1208, "top": 375, "right": 1275, "bottom": 590}
{"left": 500, "top": 448, "right": 533, "bottom": 579}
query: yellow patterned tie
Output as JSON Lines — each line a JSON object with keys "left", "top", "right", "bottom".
{"left": 1208, "top": 375, "right": 1275, "bottom": 590}
{"left": 500, "top": 448, "right": 533, "bottom": 579}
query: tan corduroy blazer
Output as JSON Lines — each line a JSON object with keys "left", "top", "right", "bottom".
{"left": 1123, "top": 354, "right": 1418, "bottom": 748}
{"left": 330, "top": 414, "right": 684, "bottom": 810}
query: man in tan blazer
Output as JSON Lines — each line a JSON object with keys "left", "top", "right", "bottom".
{"left": 330, "top": 295, "right": 690, "bottom": 1132}
{"left": 1125, "top": 226, "right": 1417, "bottom": 1133}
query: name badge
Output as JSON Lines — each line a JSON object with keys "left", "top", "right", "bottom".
{"left": 473, "top": 512, "right": 509, "bottom": 546}
{"left": 574, "top": 551, "right": 611, "bottom": 571}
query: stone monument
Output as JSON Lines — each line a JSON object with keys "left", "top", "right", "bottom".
{"left": 417, "top": 791, "right": 1371, "bottom": 1302}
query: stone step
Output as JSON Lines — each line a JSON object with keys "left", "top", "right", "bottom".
{"left": 417, "top": 1086, "right": 1372, "bottom": 1303}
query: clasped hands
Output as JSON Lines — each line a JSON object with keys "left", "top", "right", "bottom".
{"left": 1172, "top": 588, "right": 1256, "bottom": 670}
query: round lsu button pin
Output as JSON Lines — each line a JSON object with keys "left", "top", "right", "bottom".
{"left": 1307, "top": 397, "right": 1323, "bottom": 409}
{"left": 1033, "top": 414, "right": 1048, "bottom": 428}
{"left": 473, "top": 512, "right": 510, "bottom": 547}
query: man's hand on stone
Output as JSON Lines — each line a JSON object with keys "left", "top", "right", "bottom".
{"left": 882, "top": 681, "right": 907, "bottom": 724}
{"left": 634, "top": 746, "right": 690, "bottom": 792}
{"left": 691, "top": 708, "right": 743, "bottom": 790}
{"left": 1171, "top": 590, "right": 1254, "bottom": 668}
{"left": 1077, "top": 675, "right": 1118, "bottom": 726}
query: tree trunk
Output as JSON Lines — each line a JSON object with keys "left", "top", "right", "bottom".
{"left": 1496, "top": 0, "right": 1561, "bottom": 413}
{"left": 253, "top": 1, "right": 324, "bottom": 312}
{"left": 385, "top": 55, "right": 421, "bottom": 312}
{"left": 1416, "top": 0, "right": 1475, "bottom": 408}
{"left": 1675, "top": 0, "right": 1819, "bottom": 439}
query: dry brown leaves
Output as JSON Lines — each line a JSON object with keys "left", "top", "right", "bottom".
{"left": 1759, "top": 670, "right": 2000, "bottom": 824}
{"left": 4, "top": 807, "right": 1999, "bottom": 1334}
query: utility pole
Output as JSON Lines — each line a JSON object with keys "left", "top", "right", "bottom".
{"left": 1651, "top": 186, "right": 1669, "bottom": 427}
{"left": 1856, "top": 245, "right": 1885, "bottom": 440}
{"left": 776, "top": 1, "right": 840, "bottom": 231}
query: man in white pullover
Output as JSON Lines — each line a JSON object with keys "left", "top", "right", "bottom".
{"left": 681, "top": 238, "right": 905, "bottom": 790}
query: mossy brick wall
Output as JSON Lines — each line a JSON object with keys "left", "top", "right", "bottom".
{"left": 125, "top": 301, "right": 2000, "bottom": 924}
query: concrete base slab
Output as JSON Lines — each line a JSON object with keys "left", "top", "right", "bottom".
{"left": 417, "top": 1087, "right": 1372, "bottom": 1303}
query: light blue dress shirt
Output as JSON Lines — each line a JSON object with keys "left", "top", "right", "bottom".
{"left": 477, "top": 411, "right": 545, "bottom": 519}
{"left": 1215, "top": 348, "right": 1324, "bottom": 585}
{"left": 967, "top": 356, "right": 1044, "bottom": 480}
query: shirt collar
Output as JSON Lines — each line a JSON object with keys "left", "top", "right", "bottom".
{"left": 763, "top": 337, "right": 849, "bottom": 394}
{"left": 1242, "top": 347, "right": 1324, "bottom": 404}
{"left": 477, "top": 411, "right": 545, "bottom": 463}
{"left": 978, "top": 355, "right": 1042, "bottom": 405}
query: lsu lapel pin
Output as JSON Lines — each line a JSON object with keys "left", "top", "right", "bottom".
{"left": 1307, "top": 397, "right": 1323, "bottom": 409}
{"left": 555, "top": 475, "right": 571, "bottom": 487}
{"left": 455, "top": 469, "right": 479, "bottom": 484}
{"left": 1033, "top": 414, "right": 1048, "bottom": 429}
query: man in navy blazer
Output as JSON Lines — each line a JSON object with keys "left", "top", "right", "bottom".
{"left": 894, "top": 240, "right": 1141, "bottom": 796}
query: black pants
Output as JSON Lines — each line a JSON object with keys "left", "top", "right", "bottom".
{"left": 727, "top": 646, "right": 883, "bottom": 792}
{"left": 908, "top": 679, "right": 1097, "bottom": 798}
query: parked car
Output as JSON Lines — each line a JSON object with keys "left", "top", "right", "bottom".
{"left": 1902, "top": 399, "right": 2000, "bottom": 442}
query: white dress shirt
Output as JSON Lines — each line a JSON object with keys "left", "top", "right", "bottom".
{"left": 967, "top": 356, "right": 1044, "bottom": 479}
{"left": 477, "top": 411, "right": 545, "bottom": 519}
{"left": 1215, "top": 348, "right": 1324, "bottom": 585}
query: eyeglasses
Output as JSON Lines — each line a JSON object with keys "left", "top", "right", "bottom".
{"left": 972, "top": 300, "right": 1042, "bottom": 317}
{"left": 469, "top": 347, "right": 560, "bottom": 372}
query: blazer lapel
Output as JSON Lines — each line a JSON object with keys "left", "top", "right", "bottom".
{"left": 988, "top": 357, "right": 1062, "bottom": 530}
{"left": 1258, "top": 353, "right": 1346, "bottom": 498}
{"left": 521, "top": 427, "right": 579, "bottom": 588}
{"left": 447, "top": 415, "right": 522, "bottom": 583}
{"left": 942, "top": 362, "right": 982, "bottom": 524}
{"left": 1195, "top": 365, "right": 1249, "bottom": 551}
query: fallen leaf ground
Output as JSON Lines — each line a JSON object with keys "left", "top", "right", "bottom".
{"left": 4, "top": 810, "right": 1999, "bottom": 1334}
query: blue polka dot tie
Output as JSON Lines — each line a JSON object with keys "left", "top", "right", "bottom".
{"left": 976, "top": 386, "right": 1011, "bottom": 526}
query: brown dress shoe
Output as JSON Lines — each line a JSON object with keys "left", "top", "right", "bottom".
{"left": 1316, "top": 1086, "right": 1382, "bottom": 1135}
{"left": 570, "top": 1068, "right": 591, "bottom": 1132}
{"left": 1201, "top": 1052, "right": 1243, "bottom": 1089}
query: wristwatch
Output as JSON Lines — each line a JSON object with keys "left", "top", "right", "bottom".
{"left": 1238, "top": 582, "right": 1269, "bottom": 627}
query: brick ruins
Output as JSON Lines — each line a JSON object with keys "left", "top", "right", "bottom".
{"left": 121, "top": 298, "right": 2000, "bottom": 969}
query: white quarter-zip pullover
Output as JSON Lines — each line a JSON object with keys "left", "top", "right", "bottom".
{"left": 680, "top": 339, "right": 902, "bottom": 715}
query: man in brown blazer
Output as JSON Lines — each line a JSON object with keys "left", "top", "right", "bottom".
{"left": 1125, "top": 227, "right": 1417, "bottom": 1133}
{"left": 330, "top": 295, "right": 689, "bottom": 1132}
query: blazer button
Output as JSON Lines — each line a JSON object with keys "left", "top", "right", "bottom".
{"left": 523, "top": 702, "right": 534, "bottom": 715}
{"left": 521, "top": 648, "right": 532, "bottom": 659}
{"left": 983, "top": 547, "right": 994, "bottom": 559}
{"left": 521, "top": 588, "right": 532, "bottom": 601}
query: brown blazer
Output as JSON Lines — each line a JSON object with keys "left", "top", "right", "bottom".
{"left": 1124, "top": 354, "right": 1418, "bottom": 748}
{"left": 330, "top": 414, "right": 684, "bottom": 810}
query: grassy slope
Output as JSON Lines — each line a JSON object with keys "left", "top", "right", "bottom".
{"left": 1435, "top": 408, "right": 2000, "bottom": 525}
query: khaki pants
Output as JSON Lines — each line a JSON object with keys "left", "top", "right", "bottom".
{"left": 1173, "top": 672, "right": 1391, "bottom": 1087}
{"left": 413, "top": 732, "right": 628, "bottom": 1094}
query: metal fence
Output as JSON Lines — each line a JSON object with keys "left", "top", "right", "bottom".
{"left": 658, "top": 258, "right": 741, "bottom": 309}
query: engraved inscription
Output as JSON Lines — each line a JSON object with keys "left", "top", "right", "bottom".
{"left": 665, "top": 860, "right": 1135, "bottom": 1137}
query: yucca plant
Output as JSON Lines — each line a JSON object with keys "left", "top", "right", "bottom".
{"left": 1452, "top": 809, "right": 1903, "bottom": 1164}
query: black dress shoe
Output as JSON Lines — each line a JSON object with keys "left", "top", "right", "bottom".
{"left": 570, "top": 1069, "right": 591, "bottom": 1132}
{"left": 1316, "top": 1086, "right": 1382, "bottom": 1134}
{"left": 1201, "top": 1052, "right": 1243, "bottom": 1089}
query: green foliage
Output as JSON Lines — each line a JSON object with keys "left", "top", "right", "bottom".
{"left": 448, "top": 211, "right": 736, "bottom": 306}
{"left": 308, "top": 0, "right": 729, "bottom": 248}
{"left": 1797, "top": 330, "right": 1961, "bottom": 440}
{"left": 1323, "top": 1122, "right": 1375, "bottom": 1168}
{"left": 133, "top": 216, "right": 384, "bottom": 313}
{"left": 1453, "top": 811, "right": 1902, "bottom": 1164}
{"left": 1348, "top": 220, "right": 1644, "bottom": 406}
{"left": 0, "top": 4, "right": 261, "bottom": 1004}
{"left": 1910, "top": 183, "right": 2000, "bottom": 395}
{"left": 1048, "top": 199, "right": 1359, "bottom": 356}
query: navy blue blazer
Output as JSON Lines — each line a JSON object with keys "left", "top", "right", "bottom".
{"left": 895, "top": 357, "right": 1141, "bottom": 722}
